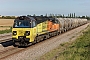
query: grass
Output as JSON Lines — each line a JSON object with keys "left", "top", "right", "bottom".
{"left": 0, "top": 26, "right": 11, "bottom": 27}
{"left": 0, "top": 27, "right": 12, "bottom": 34}
{"left": 57, "top": 28, "right": 90, "bottom": 60}
{"left": 38, "top": 24, "right": 90, "bottom": 60}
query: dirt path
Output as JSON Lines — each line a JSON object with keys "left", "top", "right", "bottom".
{"left": 1, "top": 23, "right": 89, "bottom": 60}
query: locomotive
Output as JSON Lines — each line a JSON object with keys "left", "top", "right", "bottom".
{"left": 12, "top": 16, "right": 87, "bottom": 47}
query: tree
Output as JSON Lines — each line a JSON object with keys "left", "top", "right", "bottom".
{"left": 55, "top": 14, "right": 57, "bottom": 17}
{"left": 50, "top": 14, "right": 54, "bottom": 17}
{"left": 62, "top": 14, "right": 65, "bottom": 18}
{"left": 45, "top": 13, "right": 48, "bottom": 17}
{"left": 41, "top": 15, "right": 43, "bottom": 17}
{"left": 33, "top": 14, "right": 36, "bottom": 16}
{"left": 74, "top": 13, "right": 75, "bottom": 18}
{"left": 82, "top": 16, "right": 85, "bottom": 18}
{"left": 49, "top": 13, "right": 52, "bottom": 17}
{"left": 86, "top": 16, "right": 90, "bottom": 20}
{"left": 78, "top": 16, "right": 81, "bottom": 18}
{"left": 68, "top": 14, "right": 69, "bottom": 18}
{"left": 27, "top": 15, "right": 31, "bottom": 16}
{"left": 72, "top": 13, "right": 73, "bottom": 18}
{"left": 70, "top": 13, "right": 71, "bottom": 18}
{"left": 10, "top": 16, "right": 15, "bottom": 19}
{"left": 60, "top": 14, "right": 62, "bottom": 18}
{"left": 2, "top": 16, "right": 4, "bottom": 18}
{"left": 58, "top": 14, "right": 62, "bottom": 18}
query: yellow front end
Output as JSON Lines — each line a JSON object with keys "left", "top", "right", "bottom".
{"left": 12, "top": 27, "right": 37, "bottom": 43}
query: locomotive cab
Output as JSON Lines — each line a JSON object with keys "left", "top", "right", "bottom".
{"left": 12, "top": 16, "right": 37, "bottom": 46}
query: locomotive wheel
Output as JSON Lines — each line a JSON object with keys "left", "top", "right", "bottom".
{"left": 13, "top": 43, "right": 17, "bottom": 47}
{"left": 59, "top": 31, "right": 61, "bottom": 34}
{"left": 66, "top": 29, "right": 68, "bottom": 31}
{"left": 52, "top": 32, "right": 54, "bottom": 37}
{"left": 36, "top": 37, "right": 40, "bottom": 43}
{"left": 54, "top": 32, "right": 56, "bottom": 36}
{"left": 64, "top": 29, "right": 66, "bottom": 32}
{"left": 47, "top": 33, "right": 50, "bottom": 39}
{"left": 49, "top": 33, "right": 52, "bottom": 38}
{"left": 44, "top": 35, "right": 48, "bottom": 40}
{"left": 62, "top": 30, "right": 64, "bottom": 33}
{"left": 56, "top": 31, "right": 58, "bottom": 36}
{"left": 28, "top": 43, "right": 32, "bottom": 46}
{"left": 32, "top": 37, "right": 37, "bottom": 44}
{"left": 40, "top": 36, "right": 44, "bottom": 41}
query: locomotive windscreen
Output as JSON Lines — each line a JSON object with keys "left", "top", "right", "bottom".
{"left": 13, "top": 20, "right": 31, "bottom": 28}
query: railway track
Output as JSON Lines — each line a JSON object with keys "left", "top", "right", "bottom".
{"left": 0, "top": 33, "right": 12, "bottom": 43}
{"left": 0, "top": 46, "right": 24, "bottom": 59}
{"left": 0, "top": 46, "right": 24, "bottom": 60}
{"left": 0, "top": 23, "right": 89, "bottom": 60}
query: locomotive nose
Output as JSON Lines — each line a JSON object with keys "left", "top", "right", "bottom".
{"left": 13, "top": 30, "right": 30, "bottom": 36}
{"left": 18, "top": 30, "right": 25, "bottom": 36}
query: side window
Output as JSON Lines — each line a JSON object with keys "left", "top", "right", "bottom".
{"left": 32, "top": 21, "right": 36, "bottom": 27}
{"left": 57, "top": 20, "right": 60, "bottom": 24}
{"left": 55, "top": 20, "right": 57, "bottom": 23}
{"left": 55, "top": 20, "right": 59, "bottom": 24}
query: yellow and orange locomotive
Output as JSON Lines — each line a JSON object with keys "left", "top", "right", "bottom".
{"left": 12, "top": 16, "right": 87, "bottom": 47}
{"left": 12, "top": 16, "right": 60, "bottom": 46}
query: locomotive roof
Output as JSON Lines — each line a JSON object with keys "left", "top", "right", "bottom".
{"left": 15, "top": 16, "right": 35, "bottom": 20}
{"left": 15, "top": 16, "right": 56, "bottom": 21}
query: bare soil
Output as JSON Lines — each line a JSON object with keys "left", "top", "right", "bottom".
{"left": 0, "top": 19, "right": 14, "bottom": 30}
{"left": 0, "top": 27, "right": 10, "bottom": 30}
{"left": 0, "top": 19, "right": 14, "bottom": 26}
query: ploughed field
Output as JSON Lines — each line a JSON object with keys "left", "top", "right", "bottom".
{"left": 0, "top": 19, "right": 14, "bottom": 30}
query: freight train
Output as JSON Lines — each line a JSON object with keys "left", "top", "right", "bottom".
{"left": 12, "top": 16, "right": 87, "bottom": 47}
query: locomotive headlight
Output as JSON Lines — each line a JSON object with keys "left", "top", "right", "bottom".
{"left": 13, "top": 31, "right": 17, "bottom": 35}
{"left": 25, "top": 31, "right": 30, "bottom": 36}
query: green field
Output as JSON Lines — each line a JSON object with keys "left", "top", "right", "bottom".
{"left": 0, "top": 26, "right": 12, "bottom": 34}
{"left": 39, "top": 25, "right": 90, "bottom": 60}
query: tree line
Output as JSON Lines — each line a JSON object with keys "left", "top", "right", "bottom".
{"left": 0, "top": 13, "right": 90, "bottom": 20}
{"left": 27, "top": 13, "right": 90, "bottom": 20}
{"left": 0, "top": 16, "right": 16, "bottom": 19}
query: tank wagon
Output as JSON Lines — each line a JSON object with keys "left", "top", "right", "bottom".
{"left": 12, "top": 16, "right": 87, "bottom": 47}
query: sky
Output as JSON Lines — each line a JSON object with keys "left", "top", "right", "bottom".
{"left": 0, "top": 0, "right": 90, "bottom": 16}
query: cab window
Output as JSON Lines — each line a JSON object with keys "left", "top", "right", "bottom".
{"left": 32, "top": 21, "right": 36, "bottom": 27}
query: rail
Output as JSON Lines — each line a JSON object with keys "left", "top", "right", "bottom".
{"left": 0, "top": 33, "right": 12, "bottom": 43}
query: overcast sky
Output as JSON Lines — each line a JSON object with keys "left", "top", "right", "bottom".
{"left": 0, "top": 0, "right": 90, "bottom": 16}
